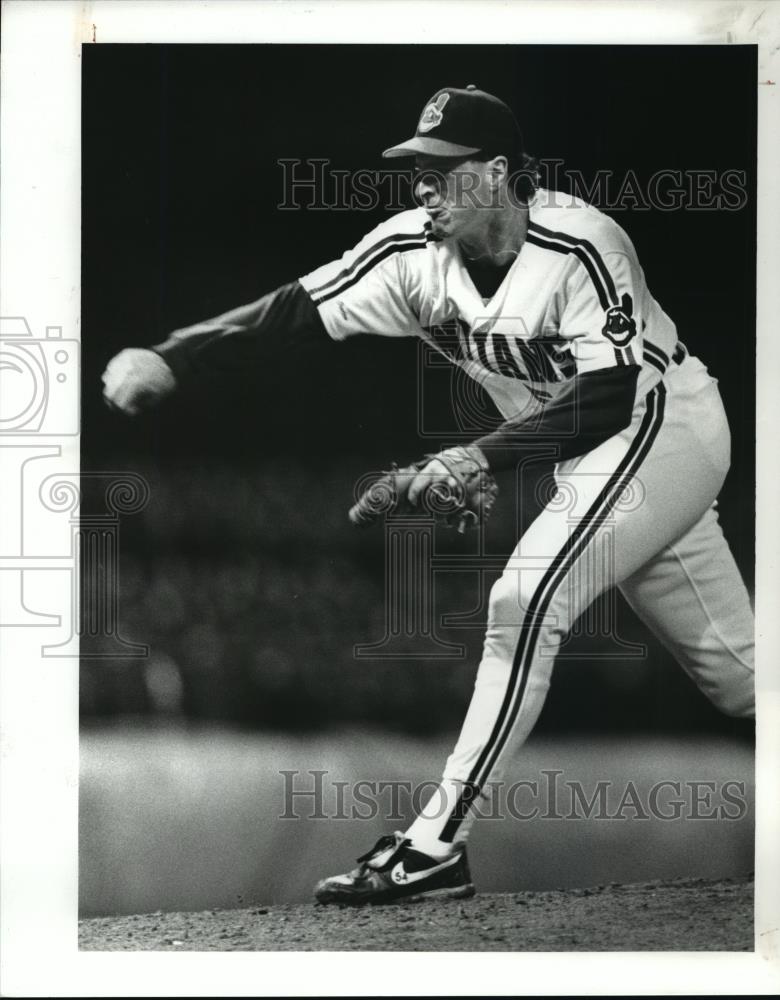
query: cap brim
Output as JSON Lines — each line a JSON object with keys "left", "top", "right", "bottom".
{"left": 382, "top": 136, "right": 482, "bottom": 159}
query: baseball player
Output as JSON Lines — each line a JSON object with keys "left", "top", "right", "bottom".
{"left": 103, "top": 86, "right": 755, "bottom": 906}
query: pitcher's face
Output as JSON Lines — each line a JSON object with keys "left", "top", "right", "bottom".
{"left": 413, "top": 156, "right": 498, "bottom": 241}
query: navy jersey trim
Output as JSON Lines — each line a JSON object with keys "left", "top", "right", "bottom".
{"left": 307, "top": 224, "right": 435, "bottom": 305}
{"left": 528, "top": 221, "right": 619, "bottom": 308}
{"left": 440, "top": 381, "right": 667, "bottom": 842}
{"left": 526, "top": 222, "right": 619, "bottom": 312}
{"left": 527, "top": 222, "right": 641, "bottom": 372}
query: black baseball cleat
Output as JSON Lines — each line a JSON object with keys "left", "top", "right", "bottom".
{"left": 313, "top": 832, "right": 475, "bottom": 906}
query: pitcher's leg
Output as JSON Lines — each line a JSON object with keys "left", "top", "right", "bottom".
{"left": 405, "top": 557, "right": 571, "bottom": 857}
{"left": 405, "top": 542, "right": 577, "bottom": 856}
{"left": 406, "top": 383, "right": 672, "bottom": 856}
{"left": 620, "top": 504, "right": 754, "bottom": 718}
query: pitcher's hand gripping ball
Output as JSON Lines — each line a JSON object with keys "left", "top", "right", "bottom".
{"left": 101, "top": 348, "right": 177, "bottom": 416}
{"left": 349, "top": 445, "right": 498, "bottom": 533}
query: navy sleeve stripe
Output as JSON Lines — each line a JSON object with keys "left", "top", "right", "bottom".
{"left": 307, "top": 224, "right": 434, "bottom": 303}
{"left": 526, "top": 230, "right": 613, "bottom": 312}
{"left": 643, "top": 340, "right": 669, "bottom": 367}
{"left": 644, "top": 351, "right": 666, "bottom": 375}
{"left": 528, "top": 221, "right": 620, "bottom": 306}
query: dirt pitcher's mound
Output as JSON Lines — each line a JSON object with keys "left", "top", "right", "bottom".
{"left": 79, "top": 874, "right": 752, "bottom": 951}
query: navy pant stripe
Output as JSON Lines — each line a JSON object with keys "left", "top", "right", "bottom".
{"left": 440, "top": 383, "right": 667, "bottom": 841}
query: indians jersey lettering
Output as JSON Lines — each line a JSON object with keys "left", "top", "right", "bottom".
{"left": 299, "top": 190, "right": 679, "bottom": 419}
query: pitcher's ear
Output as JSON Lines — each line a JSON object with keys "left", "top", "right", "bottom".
{"left": 486, "top": 155, "right": 509, "bottom": 187}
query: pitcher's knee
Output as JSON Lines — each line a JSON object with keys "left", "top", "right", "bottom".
{"left": 708, "top": 673, "right": 755, "bottom": 719}
{"left": 489, "top": 570, "right": 537, "bottom": 627}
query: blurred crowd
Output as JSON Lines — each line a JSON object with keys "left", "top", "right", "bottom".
{"left": 80, "top": 458, "right": 752, "bottom": 736}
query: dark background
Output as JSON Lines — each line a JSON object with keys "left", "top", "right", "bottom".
{"left": 81, "top": 44, "right": 756, "bottom": 736}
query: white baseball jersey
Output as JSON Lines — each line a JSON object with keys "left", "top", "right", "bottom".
{"left": 149, "top": 180, "right": 754, "bottom": 865}
{"left": 300, "top": 189, "right": 679, "bottom": 419}
{"left": 301, "top": 186, "right": 753, "bottom": 856}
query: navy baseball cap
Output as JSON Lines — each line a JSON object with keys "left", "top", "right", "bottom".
{"left": 382, "top": 85, "right": 523, "bottom": 160}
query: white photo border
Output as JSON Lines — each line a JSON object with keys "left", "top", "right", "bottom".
{"left": 1, "top": 0, "right": 778, "bottom": 995}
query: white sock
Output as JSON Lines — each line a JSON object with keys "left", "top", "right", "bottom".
{"left": 405, "top": 779, "right": 468, "bottom": 859}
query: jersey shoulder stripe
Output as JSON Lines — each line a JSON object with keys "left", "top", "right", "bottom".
{"left": 307, "top": 222, "right": 436, "bottom": 305}
{"left": 527, "top": 221, "right": 619, "bottom": 310}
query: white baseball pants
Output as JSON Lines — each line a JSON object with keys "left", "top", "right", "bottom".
{"left": 406, "top": 353, "right": 754, "bottom": 855}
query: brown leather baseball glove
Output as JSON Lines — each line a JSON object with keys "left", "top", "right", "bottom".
{"left": 348, "top": 445, "right": 499, "bottom": 534}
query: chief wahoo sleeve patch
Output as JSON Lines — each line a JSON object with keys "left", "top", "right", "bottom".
{"left": 602, "top": 292, "right": 638, "bottom": 346}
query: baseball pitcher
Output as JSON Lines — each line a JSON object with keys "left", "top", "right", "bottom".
{"left": 103, "top": 86, "right": 755, "bottom": 905}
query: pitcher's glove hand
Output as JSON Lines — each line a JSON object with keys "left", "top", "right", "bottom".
{"left": 349, "top": 445, "right": 498, "bottom": 533}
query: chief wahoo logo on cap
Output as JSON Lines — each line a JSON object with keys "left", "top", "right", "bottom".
{"left": 418, "top": 92, "right": 450, "bottom": 133}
